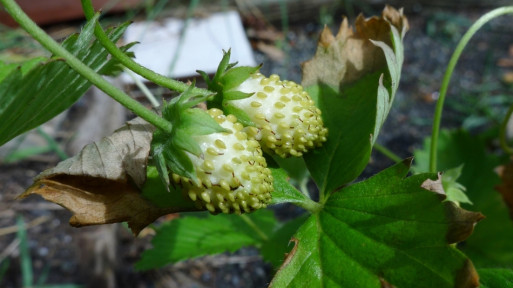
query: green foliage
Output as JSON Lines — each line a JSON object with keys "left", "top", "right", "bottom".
{"left": 0, "top": 17, "right": 129, "bottom": 146}
{"left": 270, "top": 160, "right": 476, "bottom": 287}
{"left": 303, "top": 25, "right": 404, "bottom": 197}
{"left": 5, "top": 1, "right": 513, "bottom": 286}
{"left": 414, "top": 129, "right": 513, "bottom": 268}
{"left": 441, "top": 165, "right": 473, "bottom": 205}
{"left": 479, "top": 269, "right": 513, "bottom": 288}
{"left": 136, "top": 209, "right": 277, "bottom": 270}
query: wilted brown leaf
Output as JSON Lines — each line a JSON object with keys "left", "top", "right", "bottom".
{"left": 444, "top": 202, "right": 484, "bottom": 244}
{"left": 421, "top": 175, "right": 485, "bottom": 244}
{"left": 421, "top": 172, "right": 446, "bottom": 196}
{"left": 19, "top": 117, "right": 175, "bottom": 235}
{"left": 301, "top": 5, "right": 409, "bottom": 87}
{"left": 455, "top": 259, "right": 480, "bottom": 288}
{"left": 495, "top": 160, "right": 513, "bottom": 219}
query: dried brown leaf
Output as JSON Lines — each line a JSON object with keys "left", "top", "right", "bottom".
{"left": 455, "top": 259, "right": 480, "bottom": 288}
{"left": 301, "top": 5, "right": 409, "bottom": 87}
{"left": 19, "top": 117, "right": 174, "bottom": 235}
{"left": 445, "top": 201, "right": 485, "bottom": 244}
{"left": 421, "top": 173, "right": 446, "bottom": 196}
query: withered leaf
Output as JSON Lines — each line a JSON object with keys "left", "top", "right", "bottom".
{"left": 19, "top": 117, "right": 176, "bottom": 235}
{"left": 421, "top": 174, "right": 485, "bottom": 243}
{"left": 301, "top": 5, "right": 409, "bottom": 88}
{"left": 495, "top": 159, "right": 513, "bottom": 219}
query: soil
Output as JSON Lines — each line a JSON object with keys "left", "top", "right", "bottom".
{"left": 1, "top": 2, "right": 513, "bottom": 288}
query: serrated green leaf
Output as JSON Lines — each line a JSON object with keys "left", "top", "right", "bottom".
{"left": 0, "top": 62, "right": 18, "bottom": 82}
{"left": 0, "top": 19, "right": 131, "bottom": 147}
{"left": 136, "top": 209, "right": 277, "bottom": 270}
{"left": 302, "top": 76, "right": 377, "bottom": 194}
{"left": 301, "top": 9, "right": 406, "bottom": 196}
{"left": 260, "top": 215, "right": 309, "bottom": 269}
{"left": 221, "top": 66, "right": 260, "bottom": 90}
{"left": 441, "top": 165, "right": 473, "bottom": 205}
{"left": 270, "top": 168, "right": 310, "bottom": 205}
{"left": 414, "top": 129, "right": 513, "bottom": 268}
{"left": 479, "top": 268, "right": 513, "bottom": 288}
{"left": 270, "top": 159, "right": 481, "bottom": 287}
{"left": 271, "top": 155, "right": 309, "bottom": 184}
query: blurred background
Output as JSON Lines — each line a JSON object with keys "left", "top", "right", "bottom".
{"left": 1, "top": 0, "right": 513, "bottom": 287}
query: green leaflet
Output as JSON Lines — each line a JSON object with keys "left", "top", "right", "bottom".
{"left": 479, "top": 268, "right": 513, "bottom": 288}
{"left": 302, "top": 24, "right": 405, "bottom": 197}
{"left": 414, "top": 129, "right": 513, "bottom": 268}
{"left": 270, "top": 159, "right": 480, "bottom": 287}
{"left": 0, "top": 18, "right": 131, "bottom": 146}
{"left": 135, "top": 209, "right": 277, "bottom": 270}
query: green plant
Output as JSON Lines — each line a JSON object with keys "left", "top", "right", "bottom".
{"left": 2, "top": 0, "right": 513, "bottom": 286}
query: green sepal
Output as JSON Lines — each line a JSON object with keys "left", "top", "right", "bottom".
{"left": 197, "top": 69, "right": 212, "bottom": 86}
{"left": 201, "top": 49, "right": 260, "bottom": 117}
{"left": 215, "top": 49, "right": 232, "bottom": 82}
{"left": 223, "top": 90, "right": 254, "bottom": 101}
{"left": 152, "top": 142, "right": 171, "bottom": 190}
{"left": 173, "top": 129, "right": 202, "bottom": 157}
{"left": 163, "top": 143, "right": 197, "bottom": 182}
{"left": 221, "top": 65, "right": 261, "bottom": 90}
{"left": 223, "top": 102, "right": 254, "bottom": 127}
{"left": 181, "top": 108, "right": 228, "bottom": 135}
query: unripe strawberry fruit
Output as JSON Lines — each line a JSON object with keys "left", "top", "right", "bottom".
{"left": 228, "top": 72, "right": 328, "bottom": 158}
{"left": 172, "top": 108, "right": 273, "bottom": 214}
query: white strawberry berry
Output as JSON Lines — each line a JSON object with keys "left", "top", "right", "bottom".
{"left": 172, "top": 108, "right": 273, "bottom": 214}
{"left": 228, "top": 72, "right": 328, "bottom": 158}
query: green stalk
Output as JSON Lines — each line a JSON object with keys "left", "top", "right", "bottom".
{"left": 240, "top": 214, "right": 269, "bottom": 242}
{"left": 373, "top": 143, "right": 402, "bottom": 163}
{"left": 429, "top": 6, "right": 513, "bottom": 172}
{"left": 80, "top": 0, "right": 212, "bottom": 96}
{"left": 0, "top": 0, "right": 172, "bottom": 133}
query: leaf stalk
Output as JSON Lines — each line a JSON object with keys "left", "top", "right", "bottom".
{"left": 429, "top": 6, "right": 513, "bottom": 172}
{"left": 0, "top": 0, "right": 173, "bottom": 133}
{"left": 80, "top": 0, "right": 212, "bottom": 97}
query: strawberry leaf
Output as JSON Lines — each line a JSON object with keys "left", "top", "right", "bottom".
{"left": 479, "top": 268, "right": 513, "bottom": 288}
{"left": 414, "top": 129, "right": 513, "bottom": 268}
{"left": 270, "top": 159, "right": 482, "bottom": 287}
{"left": 302, "top": 7, "right": 408, "bottom": 195}
{"left": 270, "top": 168, "right": 310, "bottom": 205}
{"left": 0, "top": 18, "right": 131, "bottom": 146}
{"left": 136, "top": 209, "right": 277, "bottom": 270}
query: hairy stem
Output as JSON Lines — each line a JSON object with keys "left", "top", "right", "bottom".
{"left": 429, "top": 6, "right": 513, "bottom": 172}
{"left": 373, "top": 143, "right": 402, "bottom": 163}
{"left": 80, "top": 0, "right": 212, "bottom": 96}
{"left": 1, "top": 0, "right": 173, "bottom": 133}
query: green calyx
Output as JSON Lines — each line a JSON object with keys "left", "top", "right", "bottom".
{"left": 197, "top": 49, "right": 261, "bottom": 126}
{"left": 151, "top": 85, "right": 225, "bottom": 188}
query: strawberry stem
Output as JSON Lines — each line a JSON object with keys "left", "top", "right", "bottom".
{"left": 0, "top": 0, "right": 173, "bottom": 133}
{"left": 80, "top": 0, "right": 212, "bottom": 97}
{"left": 429, "top": 6, "right": 513, "bottom": 172}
